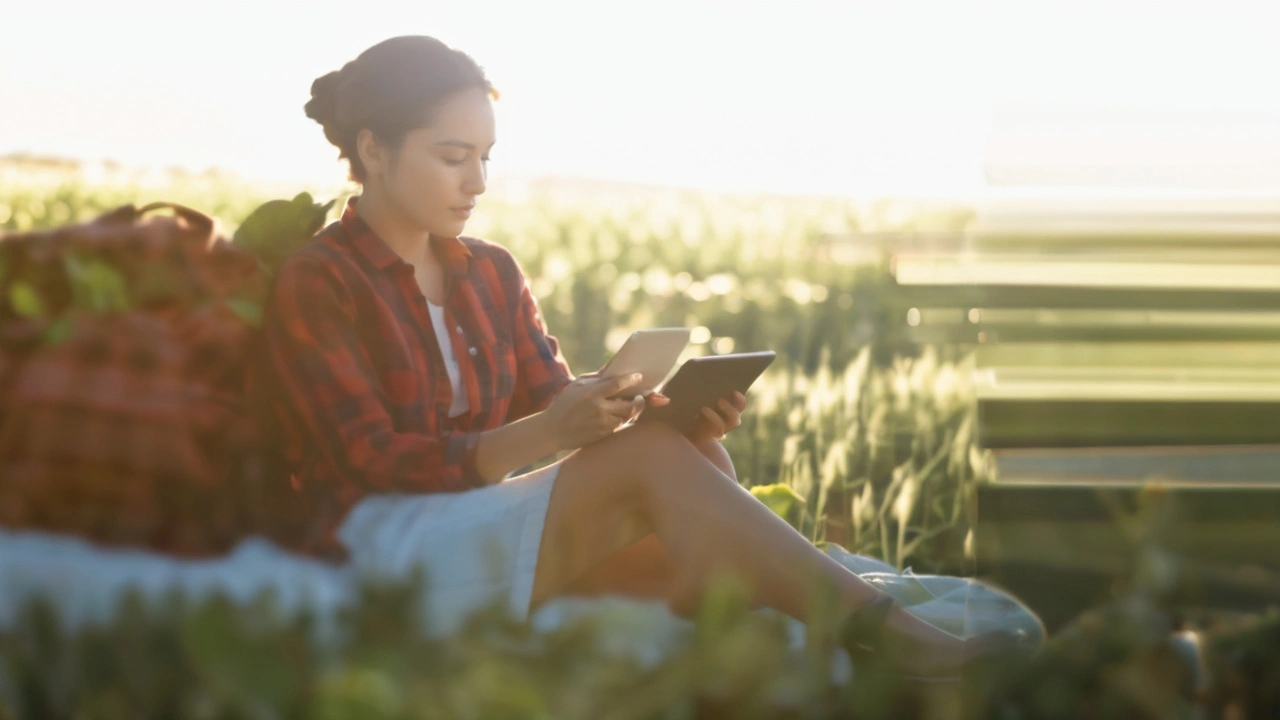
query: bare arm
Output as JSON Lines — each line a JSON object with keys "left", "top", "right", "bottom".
{"left": 473, "top": 411, "right": 559, "bottom": 484}
{"left": 474, "top": 373, "right": 648, "bottom": 484}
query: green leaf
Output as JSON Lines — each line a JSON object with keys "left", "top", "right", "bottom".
{"left": 749, "top": 483, "right": 806, "bottom": 530}
{"left": 9, "top": 280, "right": 46, "bottom": 318}
{"left": 233, "top": 193, "right": 337, "bottom": 274}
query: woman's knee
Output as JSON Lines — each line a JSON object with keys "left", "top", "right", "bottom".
{"left": 606, "top": 421, "right": 736, "bottom": 480}
{"left": 569, "top": 421, "right": 737, "bottom": 504}
{"left": 556, "top": 421, "right": 687, "bottom": 505}
{"left": 623, "top": 418, "right": 688, "bottom": 445}
{"left": 596, "top": 419, "right": 689, "bottom": 462}
{"left": 690, "top": 436, "right": 736, "bottom": 481}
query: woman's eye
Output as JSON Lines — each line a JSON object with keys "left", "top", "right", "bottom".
{"left": 445, "top": 156, "right": 492, "bottom": 166}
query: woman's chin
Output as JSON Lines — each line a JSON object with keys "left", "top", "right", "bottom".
{"left": 428, "top": 220, "right": 467, "bottom": 238}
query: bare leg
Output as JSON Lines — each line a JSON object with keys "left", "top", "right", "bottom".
{"left": 689, "top": 434, "right": 736, "bottom": 482}
{"left": 528, "top": 421, "right": 970, "bottom": 675}
{"left": 532, "top": 421, "right": 876, "bottom": 619}
{"left": 555, "top": 437, "right": 734, "bottom": 612}
{"left": 557, "top": 532, "right": 677, "bottom": 603}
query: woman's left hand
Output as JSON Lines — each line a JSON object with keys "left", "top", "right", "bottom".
{"left": 689, "top": 390, "right": 747, "bottom": 443}
{"left": 630, "top": 390, "right": 670, "bottom": 423}
{"left": 613, "top": 384, "right": 748, "bottom": 442}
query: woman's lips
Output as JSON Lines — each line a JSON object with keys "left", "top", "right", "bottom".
{"left": 451, "top": 206, "right": 472, "bottom": 219}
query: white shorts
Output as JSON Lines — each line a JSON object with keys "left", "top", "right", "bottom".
{"left": 336, "top": 462, "right": 561, "bottom": 637}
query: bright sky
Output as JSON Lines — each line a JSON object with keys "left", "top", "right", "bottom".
{"left": 3, "top": 0, "right": 1279, "bottom": 197}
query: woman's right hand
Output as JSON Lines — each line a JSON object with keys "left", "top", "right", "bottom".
{"left": 542, "top": 373, "right": 646, "bottom": 451}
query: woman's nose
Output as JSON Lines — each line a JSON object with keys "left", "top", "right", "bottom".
{"left": 464, "top": 161, "right": 487, "bottom": 196}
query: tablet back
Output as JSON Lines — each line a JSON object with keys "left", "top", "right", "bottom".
{"left": 639, "top": 351, "right": 777, "bottom": 436}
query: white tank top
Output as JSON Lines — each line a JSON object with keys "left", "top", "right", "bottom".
{"left": 426, "top": 301, "right": 469, "bottom": 418}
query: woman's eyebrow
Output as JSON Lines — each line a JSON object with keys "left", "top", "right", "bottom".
{"left": 433, "top": 140, "right": 496, "bottom": 150}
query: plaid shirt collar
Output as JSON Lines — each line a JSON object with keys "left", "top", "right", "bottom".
{"left": 339, "top": 195, "right": 472, "bottom": 276}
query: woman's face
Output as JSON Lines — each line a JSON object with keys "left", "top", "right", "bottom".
{"left": 364, "top": 86, "right": 495, "bottom": 238}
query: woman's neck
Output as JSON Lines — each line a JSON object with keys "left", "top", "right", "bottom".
{"left": 355, "top": 190, "right": 439, "bottom": 269}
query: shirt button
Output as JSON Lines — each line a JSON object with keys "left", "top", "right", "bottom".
{"left": 468, "top": 347, "right": 477, "bottom": 356}
{"left": 455, "top": 325, "right": 463, "bottom": 334}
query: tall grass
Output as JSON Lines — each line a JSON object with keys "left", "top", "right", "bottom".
{"left": 730, "top": 346, "right": 989, "bottom": 574}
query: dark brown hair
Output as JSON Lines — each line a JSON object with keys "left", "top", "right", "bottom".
{"left": 304, "top": 35, "right": 499, "bottom": 183}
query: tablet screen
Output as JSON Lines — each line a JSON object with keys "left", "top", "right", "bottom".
{"left": 601, "top": 327, "right": 691, "bottom": 400}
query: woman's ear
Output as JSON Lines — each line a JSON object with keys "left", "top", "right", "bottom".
{"left": 356, "top": 129, "right": 386, "bottom": 179}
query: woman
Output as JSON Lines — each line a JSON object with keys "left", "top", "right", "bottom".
{"left": 258, "top": 34, "right": 993, "bottom": 677}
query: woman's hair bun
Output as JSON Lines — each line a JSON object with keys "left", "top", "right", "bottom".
{"left": 304, "top": 69, "right": 344, "bottom": 129}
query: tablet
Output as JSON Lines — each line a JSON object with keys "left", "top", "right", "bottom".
{"left": 599, "top": 327, "right": 692, "bottom": 400}
{"left": 635, "top": 351, "right": 777, "bottom": 436}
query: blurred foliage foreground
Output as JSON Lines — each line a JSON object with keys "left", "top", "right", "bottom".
{"left": 1, "top": 551, "right": 1276, "bottom": 719}
{"left": 0, "top": 174, "right": 1277, "bottom": 718}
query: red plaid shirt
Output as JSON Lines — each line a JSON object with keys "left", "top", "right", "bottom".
{"left": 253, "top": 195, "right": 574, "bottom": 556}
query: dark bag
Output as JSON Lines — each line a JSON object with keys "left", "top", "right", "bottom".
{"left": 0, "top": 202, "right": 304, "bottom": 557}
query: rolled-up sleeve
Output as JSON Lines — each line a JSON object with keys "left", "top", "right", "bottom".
{"left": 506, "top": 263, "right": 573, "bottom": 423}
{"left": 261, "top": 258, "right": 486, "bottom": 493}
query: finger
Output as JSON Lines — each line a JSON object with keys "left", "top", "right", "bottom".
{"left": 630, "top": 394, "right": 645, "bottom": 419}
{"left": 717, "top": 398, "right": 741, "bottom": 431}
{"left": 598, "top": 372, "right": 643, "bottom": 397}
{"left": 601, "top": 397, "right": 637, "bottom": 420}
{"left": 732, "top": 390, "right": 747, "bottom": 412}
{"left": 645, "top": 392, "right": 671, "bottom": 407}
{"left": 701, "top": 406, "right": 726, "bottom": 439}
{"left": 608, "top": 395, "right": 641, "bottom": 421}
